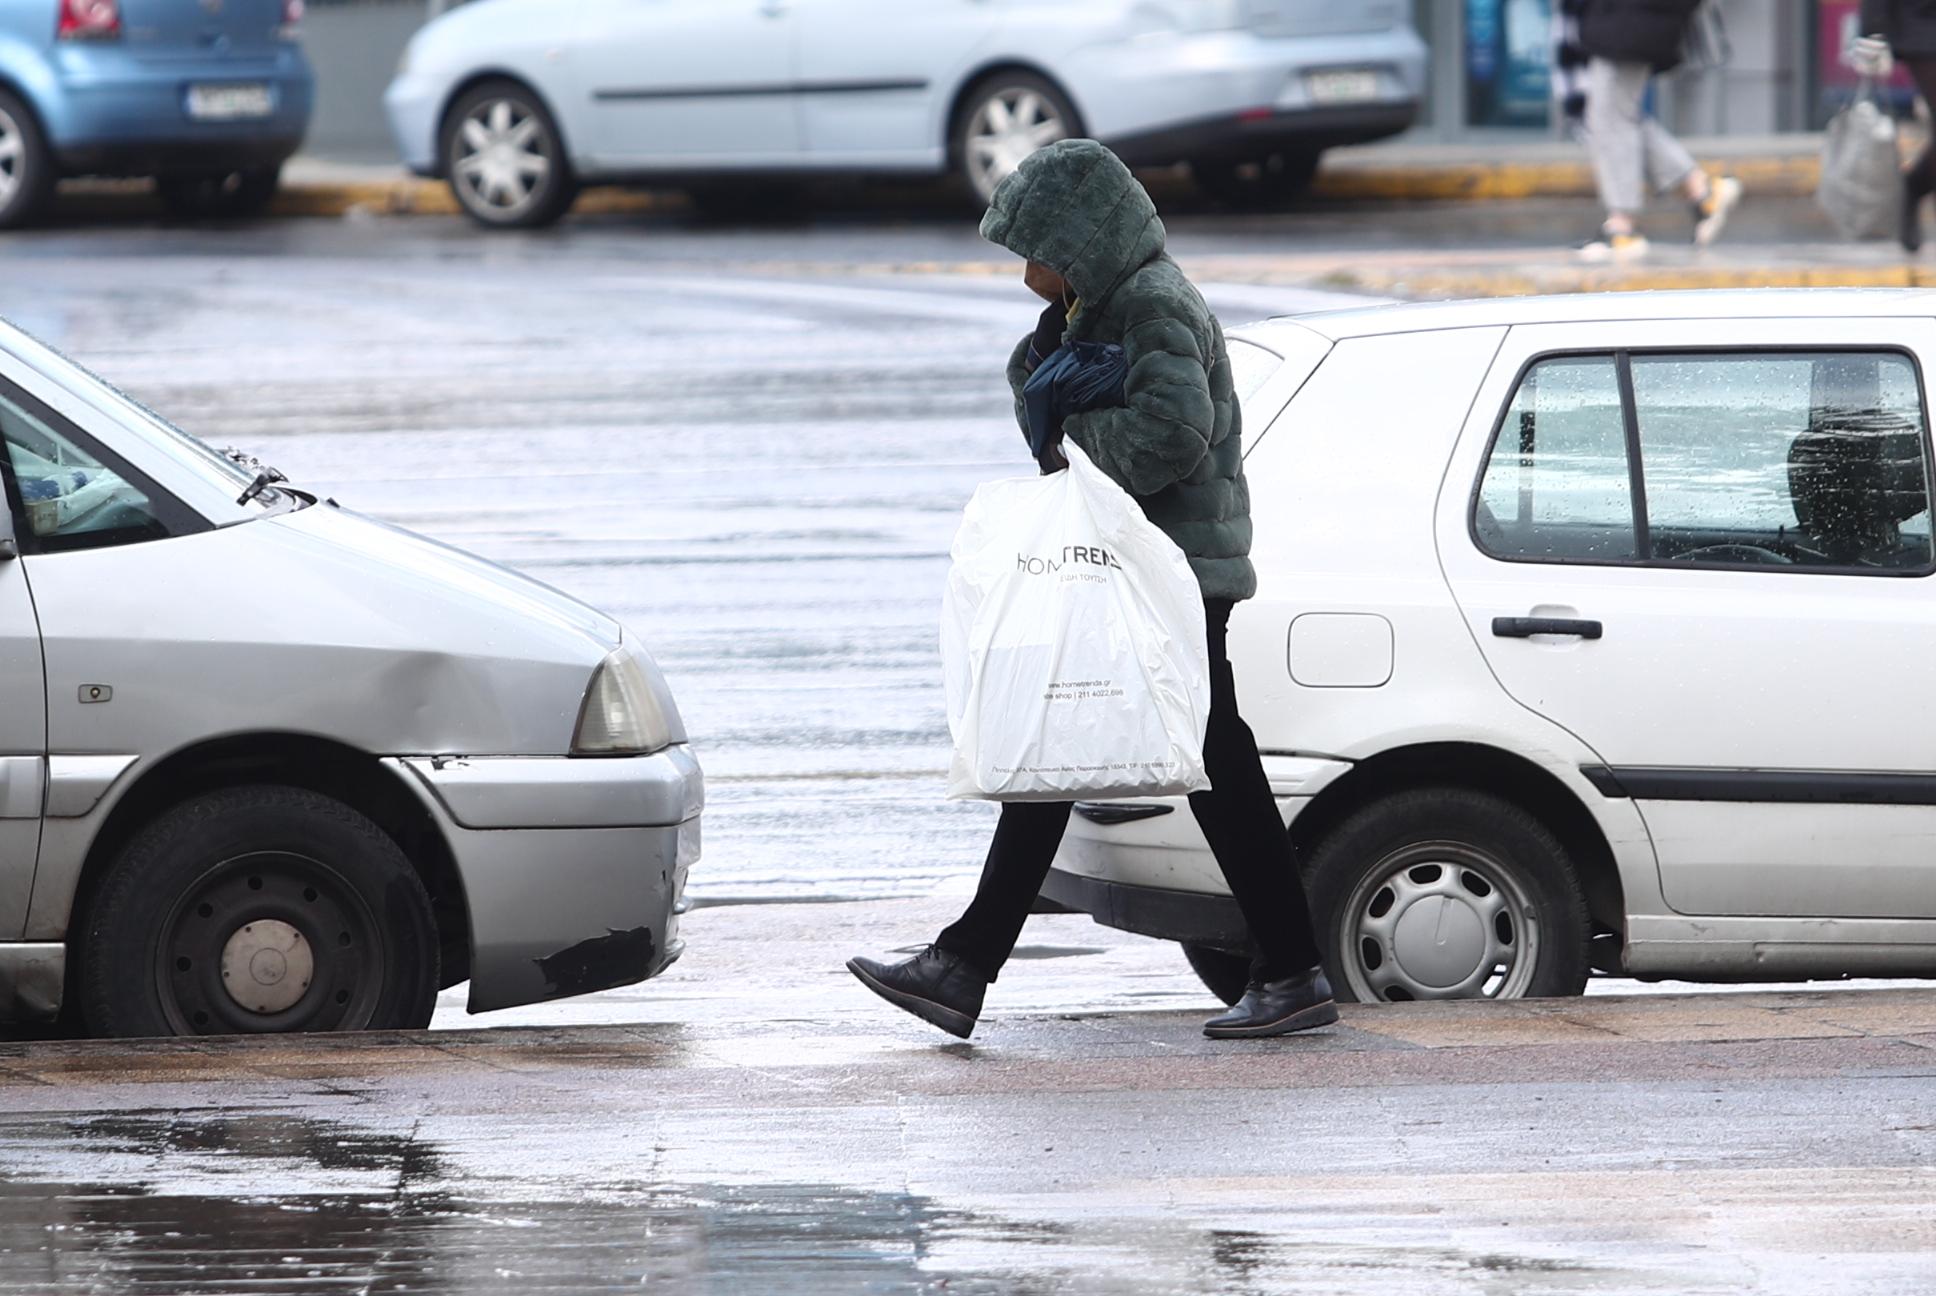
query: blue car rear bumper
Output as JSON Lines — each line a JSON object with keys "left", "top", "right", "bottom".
{"left": 38, "top": 44, "right": 312, "bottom": 176}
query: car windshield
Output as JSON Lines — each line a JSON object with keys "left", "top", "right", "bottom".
{"left": 3, "top": 326, "right": 298, "bottom": 511}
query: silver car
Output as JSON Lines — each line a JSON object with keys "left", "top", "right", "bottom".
{"left": 384, "top": 0, "right": 1426, "bottom": 229}
{"left": 0, "top": 320, "right": 702, "bottom": 1038}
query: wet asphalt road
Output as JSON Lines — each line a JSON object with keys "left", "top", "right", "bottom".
{"left": 4, "top": 212, "right": 1936, "bottom": 1291}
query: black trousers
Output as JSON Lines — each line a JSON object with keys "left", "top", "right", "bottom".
{"left": 936, "top": 600, "right": 1323, "bottom": 983}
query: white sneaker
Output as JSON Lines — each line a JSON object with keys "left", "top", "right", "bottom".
{"left": 1578, "top": 228, "right": 1650, "bottom": 263}
{"left": 1693, "top": 176, "right": 1742, "bottom": 246}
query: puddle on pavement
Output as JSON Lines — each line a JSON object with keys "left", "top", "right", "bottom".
{"left": 0, "top": 1111, "right": 1703, "bottom": 1294}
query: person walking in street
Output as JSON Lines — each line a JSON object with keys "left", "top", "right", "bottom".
{"left": 1573, "top": 0, "right": 1742, "bottom": 261}
{"left": 847, "top": 140, "right": 1336, "bottom": 1043}
{"left": 1854, "top": 0, "right": 1936, "bottom": 251}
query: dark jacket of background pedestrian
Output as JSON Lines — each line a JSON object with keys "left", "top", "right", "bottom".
{"left": 1863, "top": 0, "right": 1936, "bottom": 57}
{"left": 979, "top": 139, "right": 1254, "bottom": 602}
{"left": 1577, "top": 0, "right": 1702, "bottom": 71}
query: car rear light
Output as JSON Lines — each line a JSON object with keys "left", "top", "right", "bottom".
{"left": 278, "top": 0, "right": 304, "bottom": 37}
{"left": 56, "top": 0, "right": 120, "bottom": 41}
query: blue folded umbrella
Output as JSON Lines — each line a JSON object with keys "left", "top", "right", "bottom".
{"left": 1022, "top": 340, "right": 1128, "bottom": 468}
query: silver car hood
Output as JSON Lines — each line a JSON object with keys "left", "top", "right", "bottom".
{"left": 33, "top": 503, "right": 622, "bottom": 760}
{"left": 288, "top": 504, "right": 621, "bottom": 647}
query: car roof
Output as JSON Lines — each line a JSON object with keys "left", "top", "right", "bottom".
{"left": 1238, "top": 288, "right": 1936, "bottom": 345}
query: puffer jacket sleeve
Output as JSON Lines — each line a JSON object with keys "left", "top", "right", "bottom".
{"left": 1005, "top": 331, "right": 1033, "bottom": 445}
{"left": 1061, "top": 306, "right": 1214, "bottom": 497}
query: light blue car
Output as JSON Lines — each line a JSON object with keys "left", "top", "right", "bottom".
{"left": 387, "top": 0, "right": 1426, "bottom": 229}
{"left": 0, "top": 0, "right": 314, "bottom": 228}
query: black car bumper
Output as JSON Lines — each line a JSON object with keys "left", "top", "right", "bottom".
{"left": 56, "top": 136, "right": 305, "bottom": 179}
{"left": 1036, "top": 865, "right": 1249, "bottom": 950}
{"left": 1108, "top": 103, "right": 1418, "bottom": 167}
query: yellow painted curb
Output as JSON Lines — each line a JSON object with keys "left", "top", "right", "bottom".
{"left": 267, "top": 177, "right": 672, "bottom": 218}
{"left": 1313, "top": 153, "right": 1821, "bottom": 202}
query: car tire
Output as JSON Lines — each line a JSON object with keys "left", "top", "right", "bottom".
{"left": 1304, "top": 788, "right": 1592, "bottom": 1003}
{"left": 953, "top": 72, "right": 1082, "bottom": 206}
{"left": 1190, "top": 150, "right": 1321, "bottom": 210}
{"left": 155, "top": 165, "right": 282, "bottom": 221}
{"left": 442, "top": 79, "right": 578, "bottom": 229}
{"left": 0, "top": 89, "right": 55, "bottom": 230}
{"left": 1182, "top": 943, "right": 1250, "bottom": 1006}
{"left": 77, "top": 785, "right": 440, "bottom": 1038}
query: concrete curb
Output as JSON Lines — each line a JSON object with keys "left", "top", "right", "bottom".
{"left": 269, "top": 176, "right": 674, "bottom": 218}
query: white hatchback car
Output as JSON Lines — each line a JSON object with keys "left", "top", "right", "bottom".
{"left": 384, "top": 0, "right": 1425, "bottom": 228}
{"left": 1043, "top": 289, "right": 1936, "bottom": 1005}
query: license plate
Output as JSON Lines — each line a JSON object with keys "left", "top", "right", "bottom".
{"left": 1305, "top": 70, "right": 1382, "bottom": 105}
{"left": 186, "top": 83, "right": 274, "bottom": 121}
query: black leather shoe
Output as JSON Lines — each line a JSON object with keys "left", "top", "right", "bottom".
{"left": 1203, "top": 967, "right": 1339, "bottom": 1039}
{"left": 1904, "top": 181, "right": 1925, "bottom": 254}
{"left": 846, "top": 945, "right": 987, "bottom": 1039}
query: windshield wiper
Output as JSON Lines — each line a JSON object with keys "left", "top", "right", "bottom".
{"left": 220, "top": 447, "right": 289, "bottom": 507}
{"left": 236, "top": 468, "right": 287, "bottom": 507}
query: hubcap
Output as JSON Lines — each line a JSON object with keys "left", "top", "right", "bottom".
{"left": 157, "top": 851, "right": 383, "bottom": 1035}
{"left": 0, "top": 106, "right": 23, "bottom": 208}
{"left": 966, "top": 87, "right": 1067, "bottom": 202}
{"left": 1339, "top": 845, "right": 1542, "bottom": 1001}
{"left": 453, "top": 98, "right": 551, "bottom": 217}
{"left": 220, "top": 919, "right": 314, "bottom": 1015}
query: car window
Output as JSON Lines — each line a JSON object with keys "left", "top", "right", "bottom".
{"left": 1475, "top": 349, "right": 1935, "bottom": 574}
{"left": 1632, "top": 352, "right": 1932, "bottom": 571}
{"left": 0, "top": 388, "right": 175, "bottom": 553}
{"left": 1475, "top": 356, "right": 1638, "bottom": 562}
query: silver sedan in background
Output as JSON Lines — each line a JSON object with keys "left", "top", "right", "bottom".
{"left": 0, "top": 321, "right": 702, "bottom": 1039}
{"left": 385, "top": 0, "right": 1426, "bottom": 228}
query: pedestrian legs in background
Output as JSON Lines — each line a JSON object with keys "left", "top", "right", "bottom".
{"left": 1901, "top": 57, "right": 1936, "bottom": 252}
{"left": 1579, "top": 57, "right": 1740, "bottom": 261}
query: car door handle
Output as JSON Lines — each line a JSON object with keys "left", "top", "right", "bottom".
{"left": 1492, "top": 616, "right": 1603, "bottom": 640}
{"left": 0, "top": 536, "right": 16, "bottom": 561}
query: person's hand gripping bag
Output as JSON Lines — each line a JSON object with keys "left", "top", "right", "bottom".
{"left": 941, "top": 441, "right": 1210, "bottom": 801}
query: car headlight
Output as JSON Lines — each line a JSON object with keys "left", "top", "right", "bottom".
{"left": 572, "top": 643, "right": 679, "bottom": 755}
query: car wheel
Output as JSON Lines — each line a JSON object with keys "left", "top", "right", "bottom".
{"left": 1304, "top": 788, "right": 1592, "bottom": 1003}
{"left": 1190, "top": 150, "right": 1321, "bottom": 210}
{"left": 1182, "top": 943, "right": 1250, "bottom": 1006}
{"left": 443, "top": 79, "right": 578, "bottom": 229}
{"left": 78, "top": 786, "right": 440, "bottom": 1038}
{"left": 155, "top": 165, "right": 281, "bottom": 221}
{"left": 954, "top": 72, "right": 1080, "bottom": 206}
{"left": 0, "top": 89, "right": 54, "bottom": 230}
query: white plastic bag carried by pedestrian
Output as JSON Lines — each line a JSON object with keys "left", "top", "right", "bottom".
{"left": 941, "top": 441, "right": 1211, "bottom": 802}
{"left": 1818, "top": 78, "right": 1900, "bottom": 241}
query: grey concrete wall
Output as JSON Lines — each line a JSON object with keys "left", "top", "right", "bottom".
{"left": 300, "top": 0, "right": 437, "bottom": 163}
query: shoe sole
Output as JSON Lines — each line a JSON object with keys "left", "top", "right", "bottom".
{"left": 1203, "top": 1000, "right": 1341, "bottom": 1040}
{"left": 1695, "top": 179, "right": 1741, "bottom": 247}
{"left": 846, "top": 959, "right": 976, "bottom": 1039}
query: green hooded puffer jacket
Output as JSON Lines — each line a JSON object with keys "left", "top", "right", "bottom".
{"left": 980, "top": 139, "right": 1255, "bottom": 603}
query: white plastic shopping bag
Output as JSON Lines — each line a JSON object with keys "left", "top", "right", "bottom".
{"left": 1818, "top": 78, "right": 1900, "bottom": 241}
{"left": 941, "top": 441, "right": 1211, "bottom": 801}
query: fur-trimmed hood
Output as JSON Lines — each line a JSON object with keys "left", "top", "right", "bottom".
{"left": 978, "top": 140, "right": 1167, "bottom": 308}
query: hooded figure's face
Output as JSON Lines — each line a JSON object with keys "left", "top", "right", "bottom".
{"left": 1023, "top": 260, "right": 1068, "bottom": 303}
